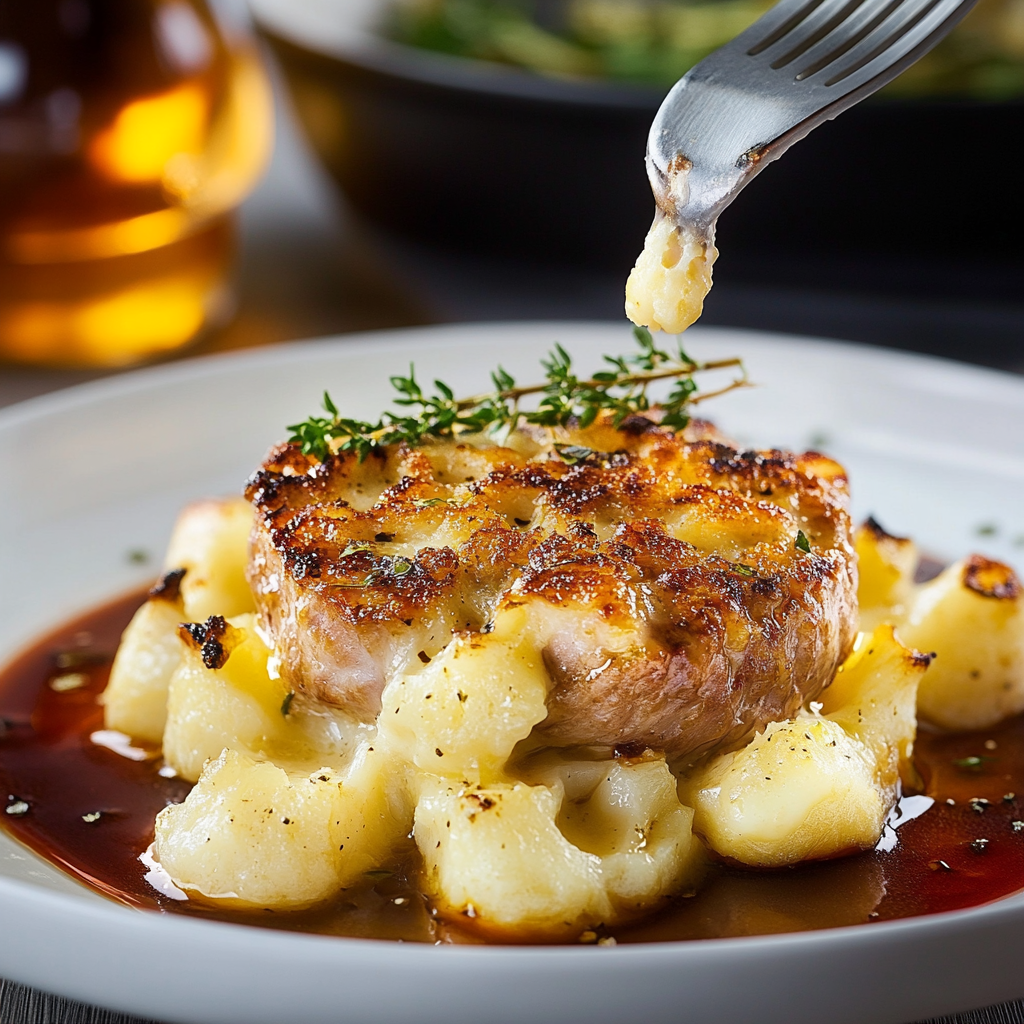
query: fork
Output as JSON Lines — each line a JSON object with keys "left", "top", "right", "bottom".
{"left": 647, "top": 0, "right": 979, "bottom": 240}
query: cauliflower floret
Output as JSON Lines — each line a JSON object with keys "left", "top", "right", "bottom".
{"left": 414, "top": 753, "right": 702, "bottom": 937}
{"left": 854, "top": 518, "right": 1024, "bottom": 732}
{"left": 102, "top": 497, "right": 254, "bottom": 742}
{"left": 855, "top": 518, "right": 918, "bottom": 632}
{"left": 681, "top": 625, "right": 928, "bottom": 867}
{"left": 901, "top": 555, "right": 1024, "bottom": 730}
{"left": 379, "top": 604, "right": 549, "bottom": 782}
{"left": 102, "top": 584, "right": 184, "bottom": 743}
{"left": 161, "top": 614, "right": 290, "bottom": 781}
{"left": 162, "top": 613, "right": 367, "bottom": 781}
{"left": 163, "top": 497, "right": 255, "bottom": 621}
{"left": 154, "top": 745, "right": 402, "bottom": 909}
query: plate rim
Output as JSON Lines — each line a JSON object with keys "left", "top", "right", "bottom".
{"left": 3, "top": 320, "right": 1024, "bottom": 434}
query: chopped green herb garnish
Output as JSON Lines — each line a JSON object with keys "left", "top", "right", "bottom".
{"left": 392, "top": 558, "right": 413, "bottom": 577}
{"left": 412, "top": 498, "right": 452, "bottom": 508}
{"left": 952, "top": 755, "right": 994, "bottom": 771}
{"left": 795, "top": 530, "right": 811, "bottom": 553}
{"left": 554, "top": 444, "right": 596, "bottom": 465}
{"left": 287, "top": 328, "right": 747, "bottom": 462}
{"left": 975, "top": 523, "right": 998, "bottom": 537}
{"left": 733, "top": 564, "right": 757, "bottom": 578}
{"left": 339, "top": 543, "right": 372, "bottom": 558}
{"left": 281, "top": 691, "right": 295, "bottom": 717}
{"left": 364, "top": 869, "right": 393, "bottom": 879}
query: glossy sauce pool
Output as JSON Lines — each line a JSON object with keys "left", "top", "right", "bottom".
{"left": 0, "top": 591, "right": 1022, "bottom": 944}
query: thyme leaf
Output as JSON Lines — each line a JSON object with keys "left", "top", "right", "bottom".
{"left": 339, "top": 543, "right": 372, "bottom": 559}
{"left": 554, "top": 444, "right": 596, "bottom": 465}
{"left": 287, "top": 328, "right": 747, "bottom": 462}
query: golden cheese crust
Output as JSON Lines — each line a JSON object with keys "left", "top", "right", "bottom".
{"left": 245, "top": 414, "right": 857, "bottom": 763}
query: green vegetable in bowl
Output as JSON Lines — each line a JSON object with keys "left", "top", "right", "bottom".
{"left": 386, "top": 0, "right": 1024, "bottom": 97}
{"left": 882, "top": 0, "right": 1024, "bottom": 99}
{"left": 386, "top": 0, "right": 773, "bottom": 86}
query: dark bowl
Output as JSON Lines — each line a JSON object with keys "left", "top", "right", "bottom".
{"left": 251, "top": 0, "right": 1024, "bottom": 279}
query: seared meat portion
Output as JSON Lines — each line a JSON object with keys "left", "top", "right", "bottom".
{"left": 245, "top": 415, "right": 857, "bottom": 763}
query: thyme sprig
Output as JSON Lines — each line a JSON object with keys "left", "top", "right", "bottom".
{"left": 287, "top": 327, "right": 748, "bottom": 462}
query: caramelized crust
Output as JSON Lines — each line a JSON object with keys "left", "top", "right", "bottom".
{"left": 245, "top": 415, "right": 857, "bottom": 762}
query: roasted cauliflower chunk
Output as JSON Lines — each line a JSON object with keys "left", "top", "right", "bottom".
{"left": 164, "top": 497, "right": 255, "bottom": 622}
{"left": 682, "top": 626, "right": 928, "bottom": 867}
{"left": 901, "top": 555, "right": 1024, "bottom": 730}
{"left": 414, "top": 753, "right": 702, "bottom": 937}
{"left": 853, "top": 517, "right": 1024, "bottom": 731}
{"left": 102, "top": 571, "right": 186, "bottom": 743}
{"left": 818, "top": 624, "right": 926, "bottom": 791}
{"left": 855, "top": 517, "right": 918, "bottom": 632}
{"left": 154, "top": 745, "right": 401, "bottom": 908}
{"left": 161, "top": 613, "right": 288, "bottom": 781}
{"left": 103, "top": 497, "right": 254, "bottom": 743}
{"left": 379, "top": 604, "right": 549, "bottom": 781}
{"left": 530, "top": 754, "right": 703, "bottom": 910}
{"left": 162, "top": 613, "right": 368, "bottom": 782}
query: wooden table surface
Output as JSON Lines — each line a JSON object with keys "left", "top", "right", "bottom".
{"left": 0, "top": 51, "right": 1022, "bottom": 1024}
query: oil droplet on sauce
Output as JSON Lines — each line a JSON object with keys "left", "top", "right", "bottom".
{"left": 0, "top": 591, "right": 1022, "bottom": 945}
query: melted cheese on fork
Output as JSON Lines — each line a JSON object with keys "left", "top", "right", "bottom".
{"left": 625, "top": 213, "right": 717, "bottom": 335}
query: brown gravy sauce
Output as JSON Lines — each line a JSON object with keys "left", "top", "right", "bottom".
{"left": 0, "top": 591, "right": 1022, "bottom": 945}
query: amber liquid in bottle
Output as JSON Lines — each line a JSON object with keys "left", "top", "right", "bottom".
{"left": 0, "top": 0, "right": 272, "bottom": 367}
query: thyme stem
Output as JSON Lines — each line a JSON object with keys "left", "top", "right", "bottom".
{"left": 453, "top": 358, "right": 745, "bottom": 409}
{"left": 286, "top": 327, "right": 748, "bottom": 462}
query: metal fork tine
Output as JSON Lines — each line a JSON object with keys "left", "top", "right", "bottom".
{"left": 791, "top": 0, "right": 908, "bottom": 80}
{"left": 742, "top": 0, "right": 831, "bottom": 56}
{"left": 819, "top": 0, "right": 958, "bottom": 83}
{"left": 750, "top": 0, "right": 872, "bottom": 65}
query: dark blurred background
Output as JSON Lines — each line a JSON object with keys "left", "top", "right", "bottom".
{"left": 1, "top": 0, "right": 1022, "bottom": 402}
{"left": 252, "top": 0, "right": 1024, "bottom": 372}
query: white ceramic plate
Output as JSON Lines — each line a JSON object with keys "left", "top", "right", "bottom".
{"left": 1, "top": 322, "right": 1023, "bottom": 1024}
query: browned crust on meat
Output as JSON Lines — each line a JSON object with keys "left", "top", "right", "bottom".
{"left": 529, "top": 519, "right": 854, "bottom": 761}
{"left": 245, "top": 414, "right": 857, "bottom": 761}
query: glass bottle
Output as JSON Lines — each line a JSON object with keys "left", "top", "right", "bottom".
{"left": 0, "top": 0, "right": 273, "bottom": 367}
